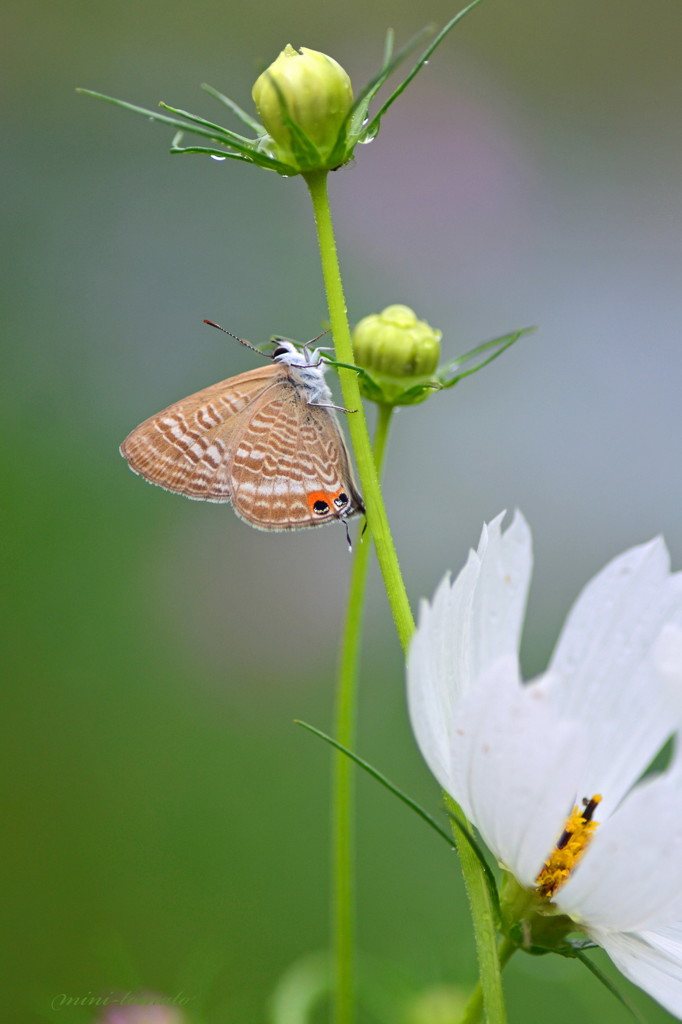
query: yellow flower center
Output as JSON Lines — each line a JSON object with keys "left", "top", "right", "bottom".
{"left": 535, "top": 795, "right": 602, "bottom": 899}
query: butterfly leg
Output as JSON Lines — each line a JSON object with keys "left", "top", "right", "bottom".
{"left": 312, "top": 400, "right": 358, "bottom": 414}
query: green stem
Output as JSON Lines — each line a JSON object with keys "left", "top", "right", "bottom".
{"left": 370, "top": 403, "right": 394, "bottom": 486}
{"left": 332, "top": 403, "right": 394, "bottom": 1024}
{"left": 303, "top": 170, "right": 414, "bottom": 654}
{"left": 447, "top": 795, "right": 509, "bottom": 1024}
{"left": 456, "top": 938, "right": 516, "bottom": 1024}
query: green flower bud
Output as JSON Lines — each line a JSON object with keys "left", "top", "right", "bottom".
{"left": 252, "top": 44, "right": 354, "bottom": 171}
{"left": 352, "top": 304, "right": 441, "bottom": 378}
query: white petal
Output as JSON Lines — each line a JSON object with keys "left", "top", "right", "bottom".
{"left": 407, "top": 606, "right": 455, "bottom": 791}
{"left": 446, "top": 657, "right": 587, "bottom": 886}
{"left": 548, "top": 537, "right": 682, "bottom": 815}
{"left": 590, "top": 925, "right": 682, "bottom": 1020}
{"left": 655, "top": 625, "right": 682, "bottom": 720}
{"left": 557, "top": 746, "right": 682, "bottom": 931}
{"left": 638, "top": 923, "right": 682, "bottom": 965}
{"left": 407, "top": 510, "right": 532, "bottom": 792}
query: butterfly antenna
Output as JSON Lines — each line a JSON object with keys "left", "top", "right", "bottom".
{"left": 307, "top": 327, "right": 332, "bottom": 347}
{"left": 203, "top": 319, "right": 269, "bottom": 359}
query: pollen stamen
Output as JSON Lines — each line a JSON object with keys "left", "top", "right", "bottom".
{"left": 535, "top": 794, "right": 602, "bottom": 899}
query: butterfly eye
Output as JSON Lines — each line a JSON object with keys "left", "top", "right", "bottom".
{"left": 312, "top": 499, "right": 331, "bottom": 515}
{"left": 272, "top": 346, "right": 289, "bottom": 359}
{"left": 333, "top": 492, "right": 349, "bottom": 509}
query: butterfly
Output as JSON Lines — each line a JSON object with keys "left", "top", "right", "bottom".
{"left": 120, "top": 322, "right": 364, "bottom": 534}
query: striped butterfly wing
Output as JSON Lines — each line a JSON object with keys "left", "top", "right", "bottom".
{"left": 229, "top": 377, "right": 364, "bottom": 530}
{"left": 120, "top": 365, "right": 280, "bottom": 501}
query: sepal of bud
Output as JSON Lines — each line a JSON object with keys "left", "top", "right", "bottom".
{"left": 252, "top": 44, "right": 353, "bottom": 172}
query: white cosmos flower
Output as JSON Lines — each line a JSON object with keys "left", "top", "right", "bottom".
{"left": 407, "top": 511, "right": 682, "bottom": 1019}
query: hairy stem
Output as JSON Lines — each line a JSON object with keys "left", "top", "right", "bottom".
{"left": 303, "top": 170, "right": 414, "bottom": 653}
{"left": 455, "top": 938, "right": 515, "bottom": 1024}
{"left": 447, "top": 794, "right": 510, "bottom": 1024}
{"left": 332, "top": 403, "right": 394, "bottom": 1024}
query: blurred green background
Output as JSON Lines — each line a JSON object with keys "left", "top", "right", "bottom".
{"left": 3, "top": 0, "right": 682, "bottom": 1021}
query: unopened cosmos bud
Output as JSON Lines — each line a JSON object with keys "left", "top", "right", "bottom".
{"left": 352, "top": 304, "right": 441, "bottom": 378}
{"left": 252, "top": 44, "right": 353, "bottom": 170}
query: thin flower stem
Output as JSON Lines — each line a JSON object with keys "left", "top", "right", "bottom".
{"left": 447, "top": 794, "right": 509, "bottom": 1024}
{"left": 332, "top": 524, "right": 369, "bottom": 1024}
{"left": 332, "top": 402, "right": 394, "bottom": 1024}
{"left": 371, "top": 403, "right": 394, "bottom": 477}
{"left": 456, "top": 937, "right": 516, "bottom": 1024}
{"left": 303, "top": 170, "right": 414, "bottom": 653}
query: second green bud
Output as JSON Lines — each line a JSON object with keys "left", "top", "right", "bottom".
{"left": 351, "top": 305, "right": 442, "bottom": 407}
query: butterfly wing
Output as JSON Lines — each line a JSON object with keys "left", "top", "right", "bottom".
{"left": 120, "top": 366, "right": 279, "bottom": 501}
{"left": 229, "top": 378, "right": 364, "bottom": 530}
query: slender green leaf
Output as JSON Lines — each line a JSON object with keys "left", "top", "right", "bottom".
{"left": 569, "top": 948, "right": 648, "bottom": 1024}
{"left": 382, "top": 27, "right": 395, "bottom": 69}
{"left": 159, "top": 101, "right": 254, "bottom": 144}
{"left": 320, "top": 357, "right": 387, "bottom": 403}
{"left": 389, "top": 381, "right": 442, "bottom": 405}
{"left": 297, "top": 719, "right": 499, "bottom": 924}
{"left": 437, "top": 326, "right": 535, "bottom": 389}
{"left": 201, "top": 83, "right": 265, "bottom": 134}
{"left": 178, "top": 137, "right": 289, "bottom": 172}
{"left": 78, "top": 89, "right": 249, "bottom": 146}
{"left": 346, "top": 25, "right": 432, "bottom": 141}
{"left": 361, "top": 0, "right": 486, "bottom": 140}
{"left": 438, "top": 334, "right": 518, "bottom": 377}
{"left": 166, "top": 129, "right": 290, "bottom": 173}
{"left": 169, "top": 141, "right": 251, "bottom": 163}
{"left": 319, "top": 356, "right": 369, "bottom": 376}
{"left": 295, "top": 720, "right": 454, "bottom": 847}
{"left": 78, "top": 88, "right": 293, "bottom": 172}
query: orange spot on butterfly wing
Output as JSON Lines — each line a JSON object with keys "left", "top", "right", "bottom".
{"left": 306, "top": 490, "right": 342, "bottom": 517}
